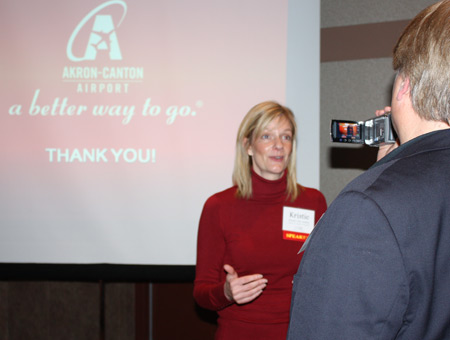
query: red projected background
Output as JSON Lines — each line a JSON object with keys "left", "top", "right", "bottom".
{"left": 1, "top": 0, "right": 288, "bottom": 265}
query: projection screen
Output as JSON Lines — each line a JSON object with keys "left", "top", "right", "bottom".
{"left": 0, "top": 0, "right": 320, "bottom": 270}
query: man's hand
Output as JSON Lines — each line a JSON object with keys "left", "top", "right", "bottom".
{"left": 375, "top": 106, "right": 399, "bottom": 161}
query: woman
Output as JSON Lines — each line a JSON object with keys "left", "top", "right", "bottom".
{"left": 194, "top": 101, "right": 327, "bottom": 339}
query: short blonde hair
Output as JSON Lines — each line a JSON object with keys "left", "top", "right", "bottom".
{"left": 232, "top": 101, "right": 302, "bottom": 200}
{"left": 393, "top": 0, "right": 450, "bottom": 123}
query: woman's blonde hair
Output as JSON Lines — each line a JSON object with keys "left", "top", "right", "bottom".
{"left": 232, "top": 101, "right": 301, "bottom": 200}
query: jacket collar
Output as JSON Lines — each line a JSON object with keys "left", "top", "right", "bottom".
{"left": 371, "top": 129, "right": 450, "bottom": 169}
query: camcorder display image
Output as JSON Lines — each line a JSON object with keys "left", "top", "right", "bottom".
{"left": 330, "top": 114, "right": 396, "bottom": 147}
{"left": 334, "top": 121, "right": 361, "bottom": 142}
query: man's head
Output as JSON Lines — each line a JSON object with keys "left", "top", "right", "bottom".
{"left": 393, "top": 0, "right": 450, "bottom": 124}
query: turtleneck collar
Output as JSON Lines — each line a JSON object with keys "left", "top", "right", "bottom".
{"left": 250, "top": 169, "right": 288, "bottom": 202}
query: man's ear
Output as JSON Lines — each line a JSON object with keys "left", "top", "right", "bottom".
{"left": 396, "top": 76, "right": 411, "bottom": 101}
{"left": 243, "top": 137, "right": 253, "bottom": 156}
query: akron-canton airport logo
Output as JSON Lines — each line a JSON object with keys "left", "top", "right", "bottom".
{"left": 62, "top": 0, "right": 144, "bottom": 94}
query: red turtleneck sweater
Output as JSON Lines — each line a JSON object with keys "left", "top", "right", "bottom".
{"left": 194, "top": 171, "right": 327, "bottom": 339}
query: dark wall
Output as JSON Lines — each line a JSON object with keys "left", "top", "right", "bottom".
{"left": 1, "top": 281, "right": 103, "bottom": 340}
{"left": 153, "top": 283, "right": 217, "bottom": 340}
{"left": 0, "top": 281, "right": 217, "bottom": 340}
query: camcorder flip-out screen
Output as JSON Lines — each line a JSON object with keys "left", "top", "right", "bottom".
{"left": 330, "top": 114, "right": 396, "bottom": 147}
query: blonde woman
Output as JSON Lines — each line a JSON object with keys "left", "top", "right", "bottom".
{"left": 194, "top": 101, "right": 327, "bottom": 339}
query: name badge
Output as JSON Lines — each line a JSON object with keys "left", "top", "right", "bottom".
{"left": 282, "top": 206, "right": 315, "bottom": 241}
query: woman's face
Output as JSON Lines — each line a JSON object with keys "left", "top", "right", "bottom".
{"left": 247, "top": 116, "right": 293, "bottom": 180}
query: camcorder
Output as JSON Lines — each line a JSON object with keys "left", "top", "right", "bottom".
{"left": 330, "top": 114, "right": 396, "bottom": 147}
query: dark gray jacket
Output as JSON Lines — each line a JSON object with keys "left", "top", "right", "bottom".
{"left": 287, "top": 129, "right": 450, "bottom": 340}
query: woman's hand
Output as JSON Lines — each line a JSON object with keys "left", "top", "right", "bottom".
{"left": 223, "top": 264, "right": 268, "bottom": 304}
{"left": 375, "top": 106, "right": 399, "bottom": 161}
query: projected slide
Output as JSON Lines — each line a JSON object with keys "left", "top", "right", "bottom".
{"left": 1, "top": 0, "right": 291, "bottom": 265}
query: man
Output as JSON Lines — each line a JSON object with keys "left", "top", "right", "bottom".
{"left": 287, "top": 1, "right": 450, "bottom": 339}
